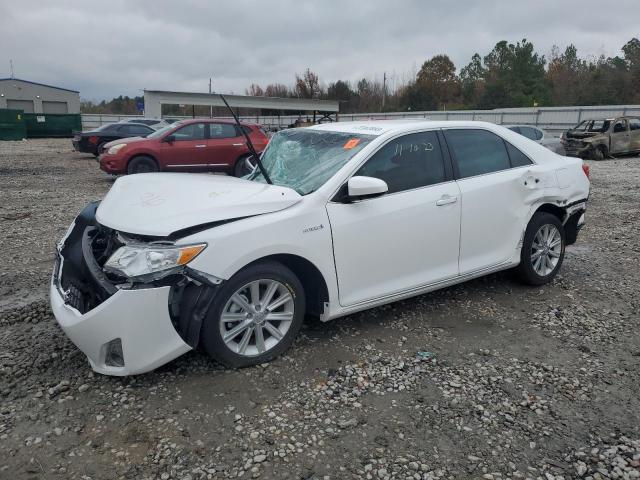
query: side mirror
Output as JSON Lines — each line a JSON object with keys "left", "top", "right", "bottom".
{"left": 346, "top": 176, "right": 388, "bottom": 201}
{"left": 163, "top": 134, "right": 176, "bottom": 143}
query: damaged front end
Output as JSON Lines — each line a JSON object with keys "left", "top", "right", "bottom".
{"left": 51, "top": 202, "right": 223, "bottom": 375}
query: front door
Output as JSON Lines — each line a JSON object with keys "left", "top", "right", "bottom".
{"left": 443, "top": 128, "right": 543, "bottom": 274}
{"left": 610, "top": 119, "right": 631, "bottom": 154}
{"left": 327, "top": 131, "right": 461, "bottom": 307}
{"left": 629, "top": 118, "right": 640, "bottom": 152}
{"left": 160, "top": 122, "right": 209, "bottom": 169}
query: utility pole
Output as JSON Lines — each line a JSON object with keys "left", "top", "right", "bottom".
{"left": 10, "top": 59, "right": 14, "bottom": 79}
{"left": 382, "top": 72, "right": 386, "bottom": 111}
{"left": 209, "top": 78, "right": 213, "bottom": 118}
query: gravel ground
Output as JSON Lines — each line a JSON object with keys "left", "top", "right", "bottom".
{"left": 0, "top": 138, "right": 639, "bottom": 480}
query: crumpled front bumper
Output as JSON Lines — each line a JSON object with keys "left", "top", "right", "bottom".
{"left": 50, "top": 280, "right": 192, "bottom": 376}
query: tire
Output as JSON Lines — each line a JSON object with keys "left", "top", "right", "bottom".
{"left": 200, "top": 261, "right": 306, "bottom": 368}
{"left": 592, "top": 145, "right": 607, "bottom": 161}
{"left": 127, "top": 156, "right": 158, "bottom": 175}
{"left": 515, "top": 212, "right": 565, "bottom": 286}
{"left": 95, "top": 142, "right": 107, "bottom": 157}
{"left": 233, "top": 154, "right": 256, "bottom": 177}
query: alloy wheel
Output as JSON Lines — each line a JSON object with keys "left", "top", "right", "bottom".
{"left": 530, "top": 224, "right": 562, "bottom": 276}
{"left": 219, "top": 279, "right": 295, "bottom": 357}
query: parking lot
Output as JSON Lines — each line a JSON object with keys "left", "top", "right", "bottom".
{"left": 1, "top": 139, "right": 639, "bottom": 479}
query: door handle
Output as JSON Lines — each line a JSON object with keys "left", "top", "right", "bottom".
{"left": 232, "top": 143, "right": 244, "bottom": 146}
{"left": 195, "top": 144, "right": 207, "bottom": 148}
{"left": 436, "top": 195, "right": 457, "bottom": 206}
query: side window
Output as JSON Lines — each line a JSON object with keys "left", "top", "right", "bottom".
{"left": 613, "top": 120, "right": 628, "bottom": 133}
{"left": 173, "top": 123, "right": 206, "bottom": 141}
{"left": 209, "top": 123, "right": 239, "bottom": 139}
{"left": 505, "top": 142, "right": 533, "bottom": 167}
{"left": 444, "top": 129, "right": 511, "bottom": 178}
{"left": 630, "top": 119, "right": 640, "bottom": 131}
{"left": 355, "top": 131, "right": 446, "bottom": 194}
{"left": 129, "top": 125, "right": 152, "bottom": 135}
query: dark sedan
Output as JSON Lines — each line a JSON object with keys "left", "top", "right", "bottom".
{"left": 72, "top": 123, "right": 155, "bottom": 156}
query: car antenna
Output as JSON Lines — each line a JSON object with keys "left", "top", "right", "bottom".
{"left": 218, "top": 94, "right": 272, "bottom": 184}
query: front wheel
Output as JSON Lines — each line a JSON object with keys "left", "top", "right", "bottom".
{"left": 200, "top": 261, "right": 305, "bottom": 368}
{"left": 592, "top": 145, "right": 607, "bottom": 161}
{"left": 515, "top": 212, "right": 565, "bottom": 286}
{"left": 127, "top": 156, "right": 158, "bottom": 174}
{"left": 95, "top": 142, "right": 107, "bottom": 157}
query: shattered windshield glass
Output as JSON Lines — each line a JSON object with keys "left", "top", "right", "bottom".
{"left": 248, "top": 129, "right": 375, "bottom": 195}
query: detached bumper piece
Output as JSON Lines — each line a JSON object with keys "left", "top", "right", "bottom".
{"left": 50, "top": 203, "right": 192, "bottom": 375}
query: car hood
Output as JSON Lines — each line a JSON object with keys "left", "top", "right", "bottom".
{"left": 96, "top": 173, "right": 302, "bottom": 237}
{"left": 565, "top": 130, "right": 601, "bottom": 140}
{"left": 103, "top": 136, "right": 149, "bottom": 148}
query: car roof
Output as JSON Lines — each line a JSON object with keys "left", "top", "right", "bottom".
{"left": 176, "top": 118, "right": 257, "bottom": 126}
{"left": 309, "top": 120, "right": 510, "bottom": 136}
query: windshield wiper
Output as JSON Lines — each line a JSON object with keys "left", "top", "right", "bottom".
{"left": 218, "top": 94, "right": 272, "bottom": 184}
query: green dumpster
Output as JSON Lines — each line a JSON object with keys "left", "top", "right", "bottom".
{"left": 23, "top": 113, "right": 82, "bottom": 138}
{"left": 0, "top": 109, "right": 27, "bottom": 140}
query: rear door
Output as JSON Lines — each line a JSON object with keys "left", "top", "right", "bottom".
{"left": 443, "top": 128, "right": 540, "bottom": 274}
{"left": 610, "top": 119, "right": 631, "bottom": 154}
{"left": 159, "top": 122, "right": 209, "bottom": 169}
{"left": 206, "top": 123, "right": 245, "bottom": 169}
{"left": 327, "top": 130, "right": 461, "bottom": 306}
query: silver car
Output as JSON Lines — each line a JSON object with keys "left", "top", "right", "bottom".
{"left": 506, "top": 125, "right": 564, "bottom": 155}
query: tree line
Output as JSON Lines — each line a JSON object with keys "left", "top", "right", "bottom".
{"left": 82, "top": 37, "right": 640, "bottom": 115}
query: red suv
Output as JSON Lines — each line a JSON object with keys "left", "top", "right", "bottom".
{"left": 99, "top": 119, "right": 269, "bottom": 176}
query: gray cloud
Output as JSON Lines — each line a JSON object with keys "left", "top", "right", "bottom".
{"left": 1, "top": 0, "right": 639, "bottom": 101}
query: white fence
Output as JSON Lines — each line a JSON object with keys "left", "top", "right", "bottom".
{"left": 81, "top": 105, "right": 640, "bottom": 136}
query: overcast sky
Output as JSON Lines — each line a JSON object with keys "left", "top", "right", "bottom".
{"left": 1, "top": 0, "right": 639, "bottom": 101}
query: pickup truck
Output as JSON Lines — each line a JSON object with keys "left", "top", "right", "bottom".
{"left": 561, "top": 117, "right": 640, "bottom": 160}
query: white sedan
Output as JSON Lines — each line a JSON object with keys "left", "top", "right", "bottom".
{"left": 506, "top": 125, "right": 564, "bottom": 154}
{"left": 51, "top": 121, "right": 590, "bottom": 375}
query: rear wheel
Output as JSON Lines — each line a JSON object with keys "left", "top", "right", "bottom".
{"left": 515, "top": 212, "right": 565, "bottom": 286}
{"left": 233, "top": 154, "right": 256, "bottom": 177}
{"left": 200, "top": 261, "right": 305, "bottom": 368}
{"left": 127, "top": 156, "right": 158, "bottom": 174}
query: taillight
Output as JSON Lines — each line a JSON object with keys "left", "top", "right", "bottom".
{"left": 582, "top": 163, "right": 590, "bottom": 179}
{"left": 88, "top": 136, "right": 99, "bottom": 144}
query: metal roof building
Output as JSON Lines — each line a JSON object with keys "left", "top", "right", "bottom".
{"left": 143, "top": 90, "right": 339, "bottom": 120}
{"left": 0, "top": 78, "right": 80, "bottom": 114}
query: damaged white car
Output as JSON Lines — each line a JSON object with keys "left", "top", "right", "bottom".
{"left": 51, "top": 121, "right": 590, "bottom": 375}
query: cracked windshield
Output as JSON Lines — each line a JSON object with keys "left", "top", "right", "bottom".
{"left": 249, "top": 129, "right": 375, "bottom": 194}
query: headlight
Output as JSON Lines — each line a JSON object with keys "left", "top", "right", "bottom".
{"left": 104, "top": 243, "right": 206, "bottom": 280}
{"left": 107, "top": 143, "right": 127, "bottom": 155}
